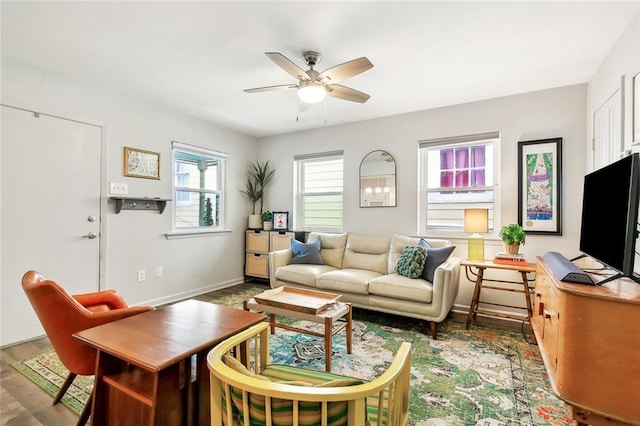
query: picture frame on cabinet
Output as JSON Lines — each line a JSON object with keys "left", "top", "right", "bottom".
{"left": 272, "top": 211, "right": 289, "bottom": 231}
{"left": 633, "top": 71, "right": 640, "bottom": 146}
{"left": 517, "top": 137, "right": 562, "bottom": 235}
{"left": 124, "top": 147, "right": 161, "bottom": 179}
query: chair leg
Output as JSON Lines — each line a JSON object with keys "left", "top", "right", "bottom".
{"left": 53, "top": 372, "right": 77, "bottom": 404}
{"left": 429, "top": 321, "right": 438, "bottom": 340}
{"left": 76, "top": 388, "right": 93, "bottom": 426}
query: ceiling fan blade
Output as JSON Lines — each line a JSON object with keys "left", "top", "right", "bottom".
{"left": 326, "top": 84, "right": 371, "bottom": 103}
{"left": 318, "top": 57, "right": 373, "bottom": 84}
{"left": 243, "top": 84, "right": 298, "bottom": 93}
{"left": 265, "top": 52, "right": 311, "bottom": 81}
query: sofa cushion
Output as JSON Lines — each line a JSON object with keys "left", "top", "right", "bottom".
{"left": 308, "top": 232, "right": 348, "bottom": 269}
{"left": 342, "top": 234, "right": 390, "bottom": 275}
{"left": 369, "top": 274, "right": 434, "bottom": 303}
{"left": 289, "top": 237, "right": 324, "bottom": 265}
{"left": 394, "top": 245, "right": 427, "bottom": 278}
{"left": 275, "top": 264, "right": 337, "bottom": 287}
{"left": 316, "top": 269, "right": 380, "bottom": 295}
{"left": 388, "top": 234, "right": 420, "bottom": 273}
{"left": 420, "top": 239, "right": 456, "bottom": 282}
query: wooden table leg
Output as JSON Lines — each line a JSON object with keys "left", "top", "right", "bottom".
{"left": 521, "top": 271, "right": 537, "bottom": 344}
{"left": 195, "top": 349, "right": 211, "bottom": 426}
{"left": 465, "top": 267, "right": 485, "bottom": 329}
{"left": 324, "top": 316, "right": 332, "bottom": 372}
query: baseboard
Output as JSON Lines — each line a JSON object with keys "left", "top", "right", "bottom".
{"left": 139, "top": 276, "right": 246, "bottom": 307}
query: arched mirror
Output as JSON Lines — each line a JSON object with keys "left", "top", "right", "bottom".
{"left": 360, "top": 150, "right": 397, "bottom": 207}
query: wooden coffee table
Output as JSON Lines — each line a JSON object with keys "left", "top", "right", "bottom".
{"left": 243, "top": 287, "right": 352, "bottom": 372}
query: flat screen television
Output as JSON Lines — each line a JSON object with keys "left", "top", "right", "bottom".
{"left": 579, "top": 153, "right": 640, "bottom": 284}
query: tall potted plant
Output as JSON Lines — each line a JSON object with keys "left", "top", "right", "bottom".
{"left": 499, "top": 223, "right": 526, "bottom": 254}
{"left": 241, "top": 160, "right": 275, "bottom": 229}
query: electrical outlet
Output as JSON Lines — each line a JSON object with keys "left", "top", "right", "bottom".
{"left": 155, "top": 266, "right": 163, "bottom": 278}
{"left": 137, "top": 270, "right": 146, "bottom": 282}
{"left": 110, "top": 182, "right": 128, "bottom": 195}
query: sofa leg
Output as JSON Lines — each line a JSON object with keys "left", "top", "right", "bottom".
{"left": 429, "top": 321, "right": 438, "bottom": 339}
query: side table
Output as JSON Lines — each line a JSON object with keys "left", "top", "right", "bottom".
{"left": 461, "top": 259, "right": 537, "bottom": 342}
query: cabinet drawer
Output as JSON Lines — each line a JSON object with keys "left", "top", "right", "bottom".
{"left": 270, "top": 231, "right": 294, "bottom": 252}
{"left": 246, "top": 230, "right": 269, "bottom": 253}
{"left": 245, "top": 253, "right": 268, "bottom": 278}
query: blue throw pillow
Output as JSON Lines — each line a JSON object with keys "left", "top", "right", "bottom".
{"left": 420, "top": 239, "right": 455, "bottom": 282}
{"left": 288, "top": 237, "right": 324, "bottom": 265}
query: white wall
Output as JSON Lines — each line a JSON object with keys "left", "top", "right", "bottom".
{"left": 1, "top": 59, "right": 257, "bottom": 343}
{"left": 258, "top": 84, "right": 587, "bottom": 311}
{"left": 587, "top": 10, "right": 640, "bottom": 164}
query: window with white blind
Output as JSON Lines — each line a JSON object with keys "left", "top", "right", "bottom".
{"left": 294, "top": 151, "right": 344, "bottom": 232}
{"left": 171, "top": 141, "right": 227, "bottom": 231}
{"left": 418, "top": 132, "right": 500, "bottom": 235}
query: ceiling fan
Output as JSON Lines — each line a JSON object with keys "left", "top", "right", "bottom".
{"left": 244, "top": 51, "right": 373, "bottom": 104}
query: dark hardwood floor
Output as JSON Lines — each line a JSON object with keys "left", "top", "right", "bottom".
{"left": 0, "top": 282, "right": 525, "bottom": 425}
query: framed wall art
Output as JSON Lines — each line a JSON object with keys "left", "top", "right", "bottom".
{"left": 517, "top": 137, "right": 562, "bottom": 235}
{"left": 272, "top": 211, "right": 289, "bottom": 231}
{"left": 124, "top": 147, "right": 161, "bottom": 180}
{"left": 633, "top": 71, "right": 640, "bottom": 145}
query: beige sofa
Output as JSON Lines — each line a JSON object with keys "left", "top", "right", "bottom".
{"left": 269, "top": 233, "right": 461, "bottom": 339}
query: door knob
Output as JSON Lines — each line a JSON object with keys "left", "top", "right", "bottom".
{"left": 83, "top": 232, "right": 98, "bottom": 239}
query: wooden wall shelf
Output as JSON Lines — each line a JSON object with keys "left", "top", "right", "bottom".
{"left": 110, "top": 197, "right": 171, "bottom": 214}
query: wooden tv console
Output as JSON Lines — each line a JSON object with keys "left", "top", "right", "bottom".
{"left": 533, "top": 256, "right": 640, "bottom": 425}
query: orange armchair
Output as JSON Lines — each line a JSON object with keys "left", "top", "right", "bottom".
{"left": 21, "top": 270, "right": 155, "bottom": 426}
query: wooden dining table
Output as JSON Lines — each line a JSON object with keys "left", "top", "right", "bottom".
{"left": 74, "top": 299, "right": 265, "bottom": 426}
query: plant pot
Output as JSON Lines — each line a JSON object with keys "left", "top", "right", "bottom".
{"left": 504, "top": 243, "right": 520, "bottom": 255}
{"left": 248, "top": 215, "right": 262, "bottom": 230}
{"left": 263, "top": 221, "right": 273, "bottom": 231}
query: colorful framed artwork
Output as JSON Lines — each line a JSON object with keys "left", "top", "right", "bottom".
{"left": 517, "top": 138, "right": 562, "bottom": 235}
{"left": 124, "top": 147, "right": 160, "bottom": 180}
{"left": 272, "top": 211, "right": 289, "bottom": 231}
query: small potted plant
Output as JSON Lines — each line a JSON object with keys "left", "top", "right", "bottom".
{"left": 241, "top": 160, "right": 275, "bottom": 229}
{"left": 262, "top": 211, "right": 273, "bottom": 231}
{"left": 499, "top": 223, "right": 526, "bottom": 254}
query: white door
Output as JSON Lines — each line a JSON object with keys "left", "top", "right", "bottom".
{"left": 1, "top": 105, "right": 102, "bottom": 346}
{"left": 593, "top": 88, "right": 622, "bottom": 170}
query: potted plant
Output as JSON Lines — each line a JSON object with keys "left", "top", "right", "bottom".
{"left": 499, "top": 223, "right": 526, "bottom": 254}
{"left": 241, "top": 160, "right": 275, "bottom": 229}
{"left": 262, "top": 211, "right": 273, "bottom": 231}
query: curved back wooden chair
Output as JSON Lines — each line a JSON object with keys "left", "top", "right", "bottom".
{"left": 208, "top": 322, "right": 411, "bottom": 426}
{"left": 21, "top": 270, "right": 155, "bottom": 426}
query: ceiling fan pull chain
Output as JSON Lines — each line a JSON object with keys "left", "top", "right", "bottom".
{"left": 323, "top": 98, "right": 327, "bottom": 123}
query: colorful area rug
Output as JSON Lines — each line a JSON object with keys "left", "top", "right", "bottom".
{"left": 12, "top": 284, "right": 573, "bottom": 425}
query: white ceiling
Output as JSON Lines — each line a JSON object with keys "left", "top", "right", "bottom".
{"left": 2, "top": 1, "right": 638, "bottom": 138}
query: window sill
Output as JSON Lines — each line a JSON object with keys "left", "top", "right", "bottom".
{"left": 164, "top": 229, "right": 232, "bottom": 240}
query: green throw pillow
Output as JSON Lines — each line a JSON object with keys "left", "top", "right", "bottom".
{"left": 395, "top": 245, "right": 427, "bottom": 278}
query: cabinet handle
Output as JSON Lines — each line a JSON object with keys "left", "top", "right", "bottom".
{"left": 538, "top": 302, "right": 545, "bottom": 316}
{"left": 543, "top": 309, "right": 554, "bottom": 320}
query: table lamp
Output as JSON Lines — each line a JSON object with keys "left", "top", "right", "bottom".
{"left": 464, "top": 209, "right": 489, "bottom": 261}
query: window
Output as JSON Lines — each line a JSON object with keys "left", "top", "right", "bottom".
{"left": 294, "top": 151, "right": 344, "bottom": 232}
{"left": 418, "top": 132, "right": 500, "bottom": 235}
{"left": 172, "top": 141, "right": 227, "bottom": 230}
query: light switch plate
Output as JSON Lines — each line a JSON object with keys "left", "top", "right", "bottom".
{"left": 110, "top": 182, "right": 128, "bottom": 195}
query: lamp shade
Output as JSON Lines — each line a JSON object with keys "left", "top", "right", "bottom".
{"left": 464, "top": 209, "right": 488, "bottom": 261}
{"left": 298, "top": 81, "right": 326, "bottom": 104}
{"left": 464, "top": 209, "right": 489, "bottom": 233}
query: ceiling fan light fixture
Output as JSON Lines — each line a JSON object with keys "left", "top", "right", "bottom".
{"left": 298, "top": 81, "right": 326, "bottom": 104}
